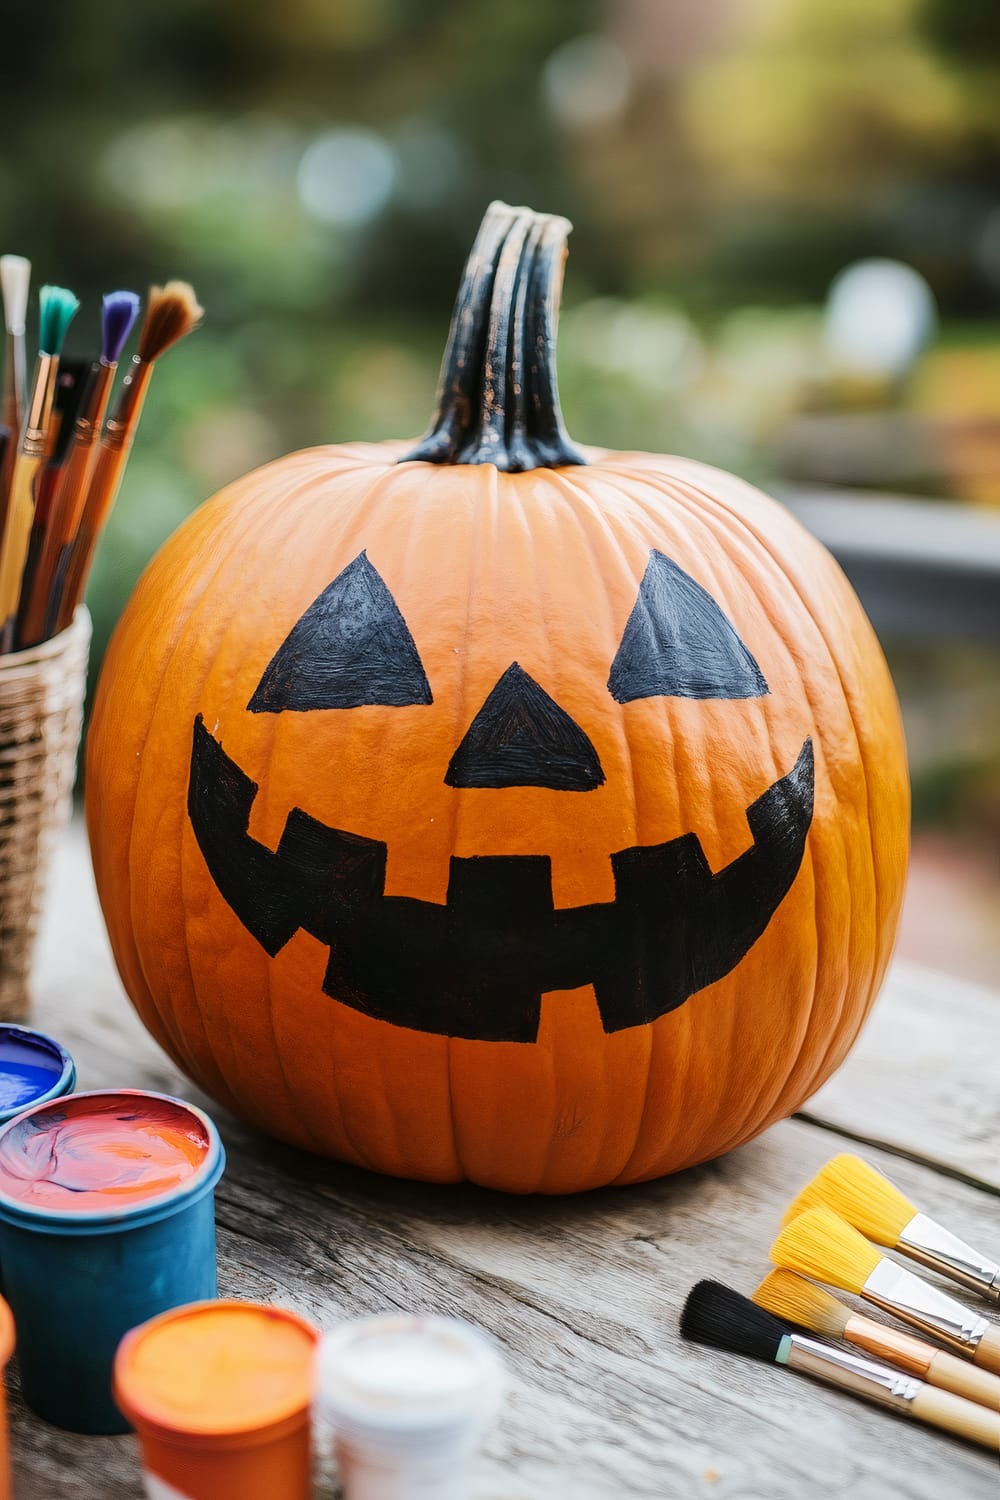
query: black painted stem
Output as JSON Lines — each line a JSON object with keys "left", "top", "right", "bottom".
{"left": 401, "top": 201, "right": 586, "bottom": 472}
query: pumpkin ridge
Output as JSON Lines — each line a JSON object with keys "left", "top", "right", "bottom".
{"left": 632, "top": 471, "right": 829, "bottom": 1143}
{"left": 660, "top": 466, "right": 900, "bottom": 1101}
{"left": 132, "top": 462, "right": 332, "bottom": 1121}
{"left": 547, "top": 467, "right": 664, "bottom": 1183}
{"left": 572, "top": 462, "right": 843, "bottom": 1166}
{"left": 626, "top": 467, "right": 864, "bottom": 1122}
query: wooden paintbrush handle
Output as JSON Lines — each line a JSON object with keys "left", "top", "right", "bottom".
{"left": 973, "top": 1326, "right": 1000, "bottom": 1375}
{"left": 910, "top": 1384, "right": 1000, "bottom": 1450}
{"left": 928, "top": 1350, "right": 1000, "bottom": 1410}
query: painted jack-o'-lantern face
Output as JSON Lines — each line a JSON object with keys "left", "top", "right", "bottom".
{"left": 187, "top": 547, "right": 814, "bottom": 1042}
{"left": 86, "top": 203, "right": 908, "bottom": 1193}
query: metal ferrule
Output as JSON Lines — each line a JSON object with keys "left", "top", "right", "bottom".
{"left": 21, "top": 353, "right": 57, "bottom": 457}
{"left": 786, "top": 1334, "right": 923, "bottom": 1411}
{"left": 897, "top": 1212, "right": 1000, "bottom": 1302}
{"left": 843, "top": 1314, "right": 932, "bottom": 1377}
{"left": 863, "top": 1258, "right": 991, "bottom": 1354}
{"left": 72, "top": 363, "right": 114, "bottom": 447}
{"left": 102, "top": 357, "right": 150, "bottom": 453}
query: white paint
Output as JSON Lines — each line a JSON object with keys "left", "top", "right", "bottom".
{"left": 318, "top": 1317, "right": 504, "bottom": 1499}
{"left": 319, "top": 1316, "right": 502, "bottom": 1428}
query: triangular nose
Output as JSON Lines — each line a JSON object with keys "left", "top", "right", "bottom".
{"left": 445, "top": 663, "right": 605, "bottom": 791}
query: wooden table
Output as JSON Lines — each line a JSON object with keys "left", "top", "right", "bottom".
{"left": 13, "top": 822, "right": 1000, "bottom": 1498}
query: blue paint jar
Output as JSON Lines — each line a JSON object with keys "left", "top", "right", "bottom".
{"left": 0, "top": 1088, "right": 225, "bottom": 1433}
{"left": 0, "top": 1024, "right": 75, "bottom": 1123}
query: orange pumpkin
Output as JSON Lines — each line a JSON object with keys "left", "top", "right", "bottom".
{"left": 86, "top": 203, "right": 909, "bottom": 1193}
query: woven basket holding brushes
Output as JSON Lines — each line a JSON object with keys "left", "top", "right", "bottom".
{"left": 0, "top": 607, "right": 90, "bottom": 1018}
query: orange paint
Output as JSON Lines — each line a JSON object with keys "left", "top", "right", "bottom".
{"left": 0, "top": 1093, "right": 210, "bottom": 1212}
{"left": 114, "top": 1301, "right": 319, "bottom": 1500}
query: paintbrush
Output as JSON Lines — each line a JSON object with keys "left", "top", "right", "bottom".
{"left": 0, "top": 255, "right": 30, "bottom": 510}
{"left": 783, "top": 1154, "right": 1000, "bottom": 1305}
{"left": 771, "top": 1207, "right": 1000, "bottom": 1374}
{"left": 57, "top": 281, "right": 202, "bottom": 629}
{"left": 0, "top": 285, "right": 79, "bottom": 653}
{"left": 14, "top": 358, "right": 92, "bottom": 647}
{"left": 18, "top": 291, "right": 140, "bottom": 647}
{"left": 681, "top": 1280, "right": 1000, "bottom": 1450}
{"left": 1, "top": 256, "right": 30, "bottom": 439}
{"left": 754, "top": 1268, "right": 1000, "bottom": 1410}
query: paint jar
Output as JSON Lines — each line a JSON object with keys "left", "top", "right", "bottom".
{"left": 0, "top": 1023, "right": 75, "bottom": 1123}
{"left": 0, "top": 1296, "right": 14, "bottom": 1500}
{"left": 317, "top": 1315, "right": 504, "bottom": 1500}
{"left": 0, "top": 1088, "right": 225, "bottom": 1433}
{"left": 114, "top": 1300, "right": 319, "bottom": 1500}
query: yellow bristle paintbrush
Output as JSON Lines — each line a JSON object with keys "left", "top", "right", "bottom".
{"left": 681, "top": 1280, "right": 1000, "bottom": 1451}
{"left": 771, "top": 1207, "right": 1000, "bottom": 1375}
{"left": 754, "top": 1268, "right": 1000, "bottom": 1410}
{"left": 0, "top": 285, "right": 79, "bottom": 653}
{"left": 57, "top": 280, "right": 202, "bottom": 630}
{"left": 783, "top": 1153, "right": 1000, "bottom": 1305}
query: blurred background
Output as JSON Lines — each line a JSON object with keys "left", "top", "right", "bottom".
{"left": 2, "top": 0, "right": 997, "bottom": 980}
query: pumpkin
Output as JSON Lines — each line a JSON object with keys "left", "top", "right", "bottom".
{"left": 86, "top": 203, "right": 909, "bottom": 1194}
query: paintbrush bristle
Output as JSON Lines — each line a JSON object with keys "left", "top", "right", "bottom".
{"left": 137, "top": 281, "right": 203, "bottom": 362}
{"left": 770, "top": 1207, "right": 883, "bottom": 1296}
{"left": 102, "top": 291, "right": 141, "bottom": 365}
{"left": 0, "top": 255, "right": 30, "bottom": 335}
{"left": 680, "top": 1280, "right": 787, "bottom": 1364}
{"left": 39, "top": 285, "right": 80, "bottom": 357}
{"left": 782, "top": 1155, "right": 916, "bottom": 1247}
{"left": 753, "top": 1269, "right": 850, "bottom": 1339}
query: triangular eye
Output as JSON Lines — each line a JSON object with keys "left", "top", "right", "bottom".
{"left": 248, "top": 552, "right": 433, "bottom": 712}
{"left": 608, "top": 550, "right": 769, "bottom": 703}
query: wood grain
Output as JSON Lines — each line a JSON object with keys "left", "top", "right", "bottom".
{"left": 803, "top": 959, "right": 1000, "bottom": 1193}
{"left": 10, "top": 822, "right": 1000, "bottom": 1499}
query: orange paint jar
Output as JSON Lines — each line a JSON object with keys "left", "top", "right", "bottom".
{"left": 114, "top": 1300, "right": 319, "bottom": 1500}
{"left": 0, "top": 1297, "right": 13, "bottom": 1500}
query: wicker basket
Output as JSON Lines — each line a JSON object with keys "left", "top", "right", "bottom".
{"left": 0, "top": 609, "right": 91, "bottom": 1018}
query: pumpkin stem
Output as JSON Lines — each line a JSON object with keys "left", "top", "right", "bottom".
{"left": 400, "top": 201, "right": 586, "bottom": 472}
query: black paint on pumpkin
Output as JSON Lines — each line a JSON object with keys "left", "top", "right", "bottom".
{"left": 247, "top": 551, "right": 432, "bottom": 713}
{"left": 608, "top": 550, "right": 769, "bottom": 704}
{"left": 445, "top": 662, "right": 605, "bottom": 791}
{"left": 188, "top": 717, "right": 813, "bottom": 1042}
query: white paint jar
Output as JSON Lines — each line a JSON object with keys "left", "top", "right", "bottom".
{"left": 317, "top": 1315, "right": 504, "bottom": 1500}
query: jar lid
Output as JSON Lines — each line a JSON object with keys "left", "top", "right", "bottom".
{"left": 0, "top": 1090, "right": 223, "bottom": 1227}
{"left": 115, "top": 1300, "right": 319, "bottom": 1444}
{"left": 318, "top": 1316, "right": 504, "bottom": 1434}
{"left": 0, "top": 1023, "right": 75, "bottom": 1122}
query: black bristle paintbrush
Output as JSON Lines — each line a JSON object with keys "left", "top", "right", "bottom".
{"left": 680, "top": 1280, "right": 1000, "bottom": 1450}
{"left": 18, "top": 290, "right": 140, "bottom": 648}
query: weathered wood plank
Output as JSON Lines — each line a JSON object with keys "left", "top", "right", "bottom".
{"left": 803, "top": 959, "right": 1000, "bottom": 1193}
{"left": 11, "top": 824, "right": 1000, "bottom": 1499}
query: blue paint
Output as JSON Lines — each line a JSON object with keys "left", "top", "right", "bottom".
{"left": 0, "top": 1025, "right": 75, "bottom": 1121}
